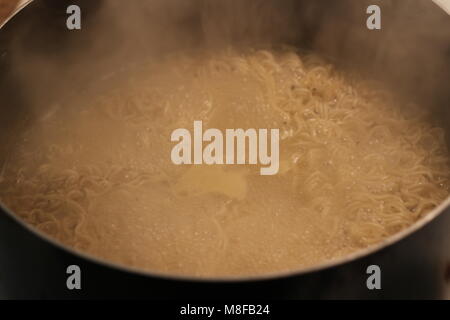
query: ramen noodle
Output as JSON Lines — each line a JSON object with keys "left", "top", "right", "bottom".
{"left": 0, "top": 48, "right": 449, "bottom": 277}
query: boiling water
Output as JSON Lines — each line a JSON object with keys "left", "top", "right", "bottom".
{"left": 0, "top": 49, "right": 449, "bottom": 277}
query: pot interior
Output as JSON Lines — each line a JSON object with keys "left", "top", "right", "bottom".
{"left": 0, "top": 0, "right": 449, "bottom": 278}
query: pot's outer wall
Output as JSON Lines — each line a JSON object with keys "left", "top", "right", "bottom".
{"left": 0, "top": 197, "right": 449, "bottom": 299}
{"left": 0, "top": 0, "right": 449, "bottom": 299}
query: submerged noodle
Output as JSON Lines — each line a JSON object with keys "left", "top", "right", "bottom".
{"left": 0, "top": 48, "right": 449, "bottom": 277}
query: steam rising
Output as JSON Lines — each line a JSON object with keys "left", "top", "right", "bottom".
{"left": 0, "top": 0, "right": 449, "bottom": 176}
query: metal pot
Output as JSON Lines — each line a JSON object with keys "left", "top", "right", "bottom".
{"left": 0, "top": 0, "right": 449, "bottom": 299}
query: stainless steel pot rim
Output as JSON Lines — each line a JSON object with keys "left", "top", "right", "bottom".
{"left": 0, "top": 0, "right": 31, "bottom": 30}
{"left": 0, "top": 0, "right": 449, "bottom": 283}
